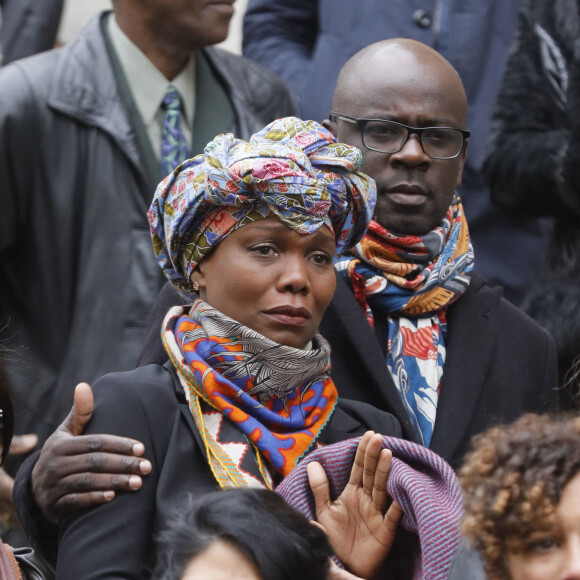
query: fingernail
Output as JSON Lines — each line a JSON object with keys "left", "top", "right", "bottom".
{"left": 104, "top": 491, "right": 115, "bottom": 501}
{"left": 133, "top": 443, "right": 145, "bottom": 455}
{"left": 129, "top": 476, "right": 142, "bottom": 490}
{"left": 140, "top": 460, "right": 152, "bottom": 475}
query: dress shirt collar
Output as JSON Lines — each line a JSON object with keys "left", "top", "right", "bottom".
{"left": 107, "top": 15, "right": 195, "bottom": 129}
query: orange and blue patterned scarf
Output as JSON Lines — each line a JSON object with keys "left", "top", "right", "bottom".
{"left": 162, "top": 299, "right": 337, "bottom": 489}
{"left": 335, "top": 195, "right": 474, "bottom": 446}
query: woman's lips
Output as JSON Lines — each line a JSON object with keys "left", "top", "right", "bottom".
{"left": 263, "top": 306, "right": 311, "bottom": 327}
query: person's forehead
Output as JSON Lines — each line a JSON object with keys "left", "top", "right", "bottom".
{"left": 336, "top": 54, "right": 467, "bottom": 127}
{"left": 354, "top": 96, "right": 461, "bottom": 127}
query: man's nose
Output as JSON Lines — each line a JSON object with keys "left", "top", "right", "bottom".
{"left": 390, "top": 134, "right": 431, "bottom": 166}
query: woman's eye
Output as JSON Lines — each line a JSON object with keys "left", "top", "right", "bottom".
{"left": 310, "top": 252, "right": 332, "bottom": 265}
{"left": 526, "top": 537, "right": 559, "bottom": 553}
{"left": 251, "top": 244, "right": 278, "bottom": 257}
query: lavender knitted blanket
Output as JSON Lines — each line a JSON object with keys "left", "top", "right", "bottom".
{"left": 276, "top": 436, "right": 463, "bottom": 580}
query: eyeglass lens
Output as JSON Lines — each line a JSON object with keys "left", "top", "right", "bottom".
{"left": 363, "top": 120, "right": 464, "bottom": 158}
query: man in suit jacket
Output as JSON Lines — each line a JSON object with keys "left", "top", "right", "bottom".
{"left": 0, "top": 0, "right": 297, "bottom": 452}
{"left": 0, "top": 0, "right": 63, "bottom": 65}
{"left": 14, "top": 39, "right": 558, "bottom": 545}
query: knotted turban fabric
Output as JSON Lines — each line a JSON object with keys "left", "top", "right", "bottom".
{"left": 148, "top": 116, "right": 376, "bottom": 296}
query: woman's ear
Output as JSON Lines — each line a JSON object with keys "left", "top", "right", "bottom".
{"left": 190, "top": 266, "right": 205, "bottom": 296}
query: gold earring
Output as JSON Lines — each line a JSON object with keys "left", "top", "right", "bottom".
{"left": 192, "top": 281, "right": 200, "bottom": 292}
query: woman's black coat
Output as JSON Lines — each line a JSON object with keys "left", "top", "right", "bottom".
{"left": 50, "top": 362, "right": 401, "bottom": 579}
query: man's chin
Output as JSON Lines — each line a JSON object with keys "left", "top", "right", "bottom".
{"left": 373, "top": 209, "right": 432, "bottom": 237}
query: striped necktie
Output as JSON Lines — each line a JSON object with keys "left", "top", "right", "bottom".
{"left": 160, "top": 86, "right": 191, "bottom": 176}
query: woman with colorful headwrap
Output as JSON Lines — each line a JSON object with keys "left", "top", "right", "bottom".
{"left": 51, "top": 117, "right": 406, "bottom": 580}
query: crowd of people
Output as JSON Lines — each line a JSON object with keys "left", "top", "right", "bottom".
{"left": 0, "top": 0, "right": 579, "bottom": 579}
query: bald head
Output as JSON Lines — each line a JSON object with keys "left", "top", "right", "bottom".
{"left": 333, "top": 39, "right": 467, "bottom": 127}
{"left": 325, "top": 38, "right": 469, "bottom": 236}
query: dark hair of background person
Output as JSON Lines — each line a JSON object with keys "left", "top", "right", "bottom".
{"left": 152, "top": 488, "right": 333, "bottom": 580}
{"left": 459, "top": 413, "right": 580, "bottom": 580}
{"left": 0, "top": 355, "right": 14, "bottom": 465}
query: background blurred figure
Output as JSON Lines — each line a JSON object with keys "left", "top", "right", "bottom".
{"left": 483, "top": 0, "right": 580, "bottom": 404}
{"left": 0, "top": 359, "right": 52, "bottom": 579}
{"left": 243, "top": 0, "right": 552, "bottom": 305}
{"left": 0, "top": 348, "right": 37, "bottom": 547}
{"left": 458, "top": 413, "right": 580, "bottom": 580}
{"left": 56, "top": 0, "right": 248, "bottom": 55}
{"left": 0, "top": 0, "right": 63, "bottom": 65}
{"left": 0, "top": 0, "right": 297, "bottom": 455}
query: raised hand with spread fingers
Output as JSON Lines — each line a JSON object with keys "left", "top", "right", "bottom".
{"left": 307, "top": 431, "right": 403, "bottom": 579}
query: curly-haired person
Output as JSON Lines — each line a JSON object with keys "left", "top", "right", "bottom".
{"left": 459, "top": 413, "right": 580, "bottom": 580}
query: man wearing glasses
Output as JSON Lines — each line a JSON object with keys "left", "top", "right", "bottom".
{"left": 14, "top": 40, "right": 558, "bottom": 545}
{"left": 325, "top": 42, "right": 469, "bottom": 240}
{"left": 316, "top": 39, "right": 556, "bottom": 460}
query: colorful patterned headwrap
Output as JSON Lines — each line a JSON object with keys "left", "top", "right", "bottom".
{"left": 148, "top": 117, "right": 376, "bottom": 296}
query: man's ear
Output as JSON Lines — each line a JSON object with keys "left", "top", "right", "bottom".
{"left": 455, "top": 139, "right": 468, "bottom": 189}
{"left": 322, "top": 118, "right": 337, "bottom": 137}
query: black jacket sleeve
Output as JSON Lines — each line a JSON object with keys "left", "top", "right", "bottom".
{"left": 12, "top": 453, "right": 58, "bottom": 568}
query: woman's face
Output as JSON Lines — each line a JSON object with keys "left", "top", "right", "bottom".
{"left": 192, "top": 218, "right": 337, "bottom": 349}
{"left": 181, "top": 539, "right": 262, "bottom": 580}
{"left": 507, "top": 473, "right": 580, "bottom": 580}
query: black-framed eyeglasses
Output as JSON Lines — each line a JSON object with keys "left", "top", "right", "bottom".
{"left": 329, "top": 112, "right": 470, "bottom": 160}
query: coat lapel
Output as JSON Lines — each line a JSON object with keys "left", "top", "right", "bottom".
{"left": 430, "top": 275, "right": 501, "bottom": 462}
{"left": 169, "top": 363, "right": 208, "bottom": 457}
{"left": 46, "top": 13, "right": 155, "bottom": 193}
{"left": 191, "top": 50, "right": 236, "bottom": 155}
